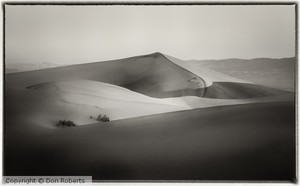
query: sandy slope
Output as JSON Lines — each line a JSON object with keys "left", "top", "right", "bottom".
{"left": 24, "top": 80, "right": 189, "bottom": 126}
{"left": 5, "top": 52, "right": 205, "bottom": 126}
{"left": 5, "top": 102, "right": 295, "bottom": 180}
{"left": 15, "top": 79, "right": 292, "bottom": 126}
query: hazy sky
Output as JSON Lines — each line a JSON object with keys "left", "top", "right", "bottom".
{"left": 6, "top": 5, "right": 295, "bottom": 65}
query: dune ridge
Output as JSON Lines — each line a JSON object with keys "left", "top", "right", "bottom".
{"left": 164, "top": 54, "right": 250, "bottom": 86}
{"left": 8, "top": 52, "right": 290, "bottom": 100}
{"left": 6, "top": 52, "right": 294, "bottom": 126}
{"left": 164, "top": 54, "right": 290, "bottom": 99}
{"left": 7, "top": 52, "right": 206, "bottom": 98}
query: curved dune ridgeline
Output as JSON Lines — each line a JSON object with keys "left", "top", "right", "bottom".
{"left": 7, "top": 52, "right": 206, "bottom": 98}
{"left": 202, "top": 82, "right": 291, "bottom": 99}
{"left": 7, "top": 52, "right": 291, "bottom": 100}
{"left": 5, "top": 52, "right": 294, "bottom": 126}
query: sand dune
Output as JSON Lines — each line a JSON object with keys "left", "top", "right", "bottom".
{"left": 7, "top": 52, "right": 290, "bottom": 101}
{"left": 164, "top": 54, "right": 291, "bottom": 99}
{"left": 7, "top": 52, "right": 206, "bottom": 98}
{"left": 165, "top": 54, "right": 250, "bottom": 86}
{"left": 19, "top": 79, "right": 293, "bottom": 126}
{"left": 24, "top": 80, "right": 190, "bottom": 126}
{"left": 5, "top": 52, "right": 294, "bottom": 126}
{"left": 203, "top": 82, "right": 291, "bottom": 99}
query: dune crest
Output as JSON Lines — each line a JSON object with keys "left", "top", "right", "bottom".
{"left": 8, "top": 52, "right": 290, "bottom": 100}
{"left": 8, "top": 52, "right": 206, "bottom": 98}
{"left": 163, "top": 54, "right": 290, "bottom": 99}
{"left": 6, "top": 52, "right": 294, "bottom": 126}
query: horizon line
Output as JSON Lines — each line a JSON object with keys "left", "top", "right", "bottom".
{"left": 6, "top": 52, "right": 296, "bottom": 66}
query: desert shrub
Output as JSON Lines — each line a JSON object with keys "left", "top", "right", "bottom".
{"left": 56, "top": 120, "right": 76, "bottom": 127}
{"left": 97, "top": 114, "right": 102, "bottom": 121}
{"left": 97, "top": 114, "right": 110, "bottom": 122}
{"left": 101, "top": 115, "right": 110, "bottom": 122}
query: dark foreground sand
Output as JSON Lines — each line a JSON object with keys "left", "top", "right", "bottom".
{"left": 5, "top": 101, "right": 295, "bottom": 181}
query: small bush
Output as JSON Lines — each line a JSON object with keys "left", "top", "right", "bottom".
{"left": 97, "top": 114, "right": 110, "bottom": 122}
{"left": 56, "top": 120, "right": 76, "bottom": 127}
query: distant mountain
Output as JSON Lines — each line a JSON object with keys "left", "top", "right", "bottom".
{"left": 5, "top": 62, "right": 66, "bottom": 73}
{"left": 5, "top": 68, "right": 20, "bottom": 73}
{"left": 187, "top": 57, "right": 295, "bottom": 92}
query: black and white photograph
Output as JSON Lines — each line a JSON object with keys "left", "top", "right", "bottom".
{"left": 3, "top": 2, "right": 297, "bottom": 183}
